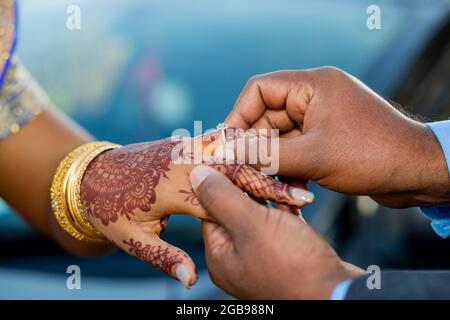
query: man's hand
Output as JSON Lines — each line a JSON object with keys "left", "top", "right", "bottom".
{"left": 226, "top": 67, "right": 450, "bottom": 208}
{"left": 190, "top": 165, "right": 364, "bottom": 299}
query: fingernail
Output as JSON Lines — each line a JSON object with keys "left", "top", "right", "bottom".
{"left": 175, "top": 264, "right": 192, "bottom": 289}
{"left": 291, "top": 188, "right": 315, "bottom": 203}
{"left": 190, "top": 166, "right": 211, "bottom": 190}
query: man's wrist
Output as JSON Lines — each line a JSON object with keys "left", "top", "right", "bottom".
{"left": 407, "top": 123, "right": 450, "bottom": 206}
{"left": 427, "top": 121, "right": 450, "bottom": 171}
{"left": 422, "top": 123, "right": 450, "bottom": 203}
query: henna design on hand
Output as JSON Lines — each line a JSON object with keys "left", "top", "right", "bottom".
{"left": 179, "top": 189, "right": 200, "bottom": 206}
{"left": 81, "top": 130, "right": 307, "bottom": 229}
{"left": 123, "top": 238, "right": 184, "bottom": 276}
{"left": 211, "top": 164, "right": 293, "bottom": 205}
{"left": 81, "top": 140, "right": 177, "bottom": 226}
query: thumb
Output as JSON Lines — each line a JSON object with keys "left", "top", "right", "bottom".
{"left": 189, "top": 165, "right": 263, "bottom": 236}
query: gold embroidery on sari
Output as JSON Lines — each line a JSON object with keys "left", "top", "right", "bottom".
{"left": 0, "top": 1, "right": 47, "bottom": 140}
{"left": 0, "top": 58, "right": 46, "bottom": 139}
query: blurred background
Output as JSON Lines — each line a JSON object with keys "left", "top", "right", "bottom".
{"left": 0, "top": 0, "right": 449, "bottom": 299}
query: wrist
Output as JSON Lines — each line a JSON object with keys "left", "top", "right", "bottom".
{"left": 51, "top": 141, "right": 119, "bottom": 244}
{"left": 412, "top": 124, "right": 450, "bottom": 206}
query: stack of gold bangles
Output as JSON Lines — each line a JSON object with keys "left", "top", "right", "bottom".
{"left": 50, "top": 141, "right": 120, "bottom": 244}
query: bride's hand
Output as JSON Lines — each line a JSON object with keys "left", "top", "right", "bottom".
{"left": 80, "top": 130, "right": 313, "bottom": 287}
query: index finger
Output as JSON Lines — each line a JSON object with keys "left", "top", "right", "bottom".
{"left": 225, "top": 70, "right": 309, "bottom": 129}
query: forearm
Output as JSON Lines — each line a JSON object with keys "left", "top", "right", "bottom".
{"left": 0, "top": 108, "right": 114, "bottom": 256}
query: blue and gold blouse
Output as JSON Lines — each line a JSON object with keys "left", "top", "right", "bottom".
{"left": 0, "top": 0, "right": 46, "bottom": 140}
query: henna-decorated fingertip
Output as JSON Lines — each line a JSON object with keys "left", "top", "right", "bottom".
{"left": 291, "top": 188, "right": 315, "bottom": 203}
{"left": 175, "top": 264, "right": 192, "bottom": 289}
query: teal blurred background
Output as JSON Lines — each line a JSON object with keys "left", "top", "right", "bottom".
{"left": 17, "top": 0, "right": 425, "bottom": 142}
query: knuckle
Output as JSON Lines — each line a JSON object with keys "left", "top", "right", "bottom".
{"left": 246, "top": 74, "right": 264, "bottom": 86}
{"left": 246, "top": 72, "right": 276, "bottom": 88}
{"left": 245, "top": 75, "right": 262, "bottom": 91}
{"left": 319, "top": 66, "right": 347, "bottom": 79}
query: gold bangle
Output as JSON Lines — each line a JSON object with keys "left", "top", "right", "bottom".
{"left": 67, "top": 144, "right": 119, "bottom": 240}
{"left": 50, "top": 141, "right": 120, "bottom": 244}
{"left": 65, "top": 150, "right": 94, "bottom": 237}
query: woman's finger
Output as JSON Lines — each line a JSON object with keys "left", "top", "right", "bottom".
{"left": 275, "top": 176, "right": 308, "bottom": 219}
{"left": 210, "top": 164, "right": 314, "bottom": 208}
